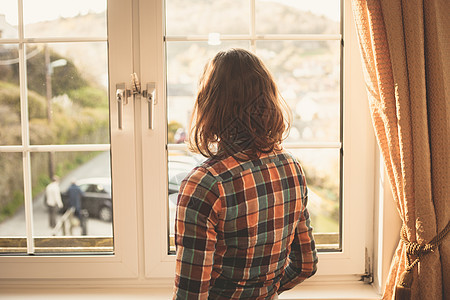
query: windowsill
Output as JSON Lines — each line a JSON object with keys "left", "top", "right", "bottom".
{"left": 281, "top": 283, "right": 381, "bottom": 300}
{"left": 0, "top": 284, "right": 381, "bottom": 300}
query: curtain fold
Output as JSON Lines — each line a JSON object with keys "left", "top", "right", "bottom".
{"left": 351, "top": 0, "right": 449, "bottom": 299}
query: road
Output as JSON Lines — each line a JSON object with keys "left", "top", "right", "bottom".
{"left": 1, "top": 151, "right": 330, "bottom": 239}
{"left": 0, "top": 152, "right": 113, "bottom": 237}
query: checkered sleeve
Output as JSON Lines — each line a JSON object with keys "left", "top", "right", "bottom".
{"left": 173, "top": 167, "right": 221, "bottom": 300}
{"left": 278, "top": 172, "right": 318, "bottom": 292}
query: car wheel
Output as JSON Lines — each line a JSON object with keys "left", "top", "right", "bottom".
{"left": 99, "top": 206, "right": 112, "bottom": 222}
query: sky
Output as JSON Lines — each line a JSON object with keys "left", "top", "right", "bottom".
{"left": 0, "top": 0, "right": 339, "bottom": 26}
{"left": 0, "top": 0, "right": 107, "bottom": 25}
{"left": 259, "top": 0, "right": 340, "bottom": 21}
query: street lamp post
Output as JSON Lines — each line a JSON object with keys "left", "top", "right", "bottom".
{"left": 44, "top": 45, "right": 67, "bottom": 179}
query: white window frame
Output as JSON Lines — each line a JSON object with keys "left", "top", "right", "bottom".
{"left": 0, "top": 0, "right": 140, "bottom": 279}
{"left": 141, "top": 0, "right": 375, "bottom": 279}
{"left": 0, "top": 0, "right": 402, "bottom": 297}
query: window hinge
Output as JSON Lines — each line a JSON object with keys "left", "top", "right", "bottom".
{"left": 360, "top": 247, "right": 373, "bottom": 284}
{"left": 361, "top": 272, "right": 373, "bottom": 284}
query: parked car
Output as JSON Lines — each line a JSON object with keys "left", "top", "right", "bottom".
{"left": 61, "top": 177, "right": 112, "bottom": 222}
{"left": 59, "top": 155, "right": 200, "bottom": 224}
{"left": 168, "top": 154, "right": 203, "bottom": 205}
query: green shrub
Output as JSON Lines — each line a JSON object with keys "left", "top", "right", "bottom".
{"left": 0, "top": 81, "right": 48, "bottom": 119}
{"left": 25, "top": 47, "right": 87, "bottom": 97}
{"left": 0, "top": 191, "right": 24, "bottom": 223}
{"left": 67, "top": 86, "right": 108, "bottom": 108}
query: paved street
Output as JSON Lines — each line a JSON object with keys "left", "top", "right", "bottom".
{"left": 1, "top": 151, "right": 327, "bottom": 239}
{"left": 0, "top": 152, "right": 113, "bottom": 237}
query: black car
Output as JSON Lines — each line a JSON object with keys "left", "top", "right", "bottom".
{"left": 61, "top": 178, "right": 112, "bottom": 222}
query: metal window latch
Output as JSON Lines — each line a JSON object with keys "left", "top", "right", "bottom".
{"left": 142, "top": 83, "right": 156, "bottom": 130}
{"left": 115, "top": 83, "right": 131, "bottom": 130}
{"left": 115, "top": 73, "right": 157, "bottom": 130}
{"left": 131, "top": 73, "right": 157, "bottom": 130}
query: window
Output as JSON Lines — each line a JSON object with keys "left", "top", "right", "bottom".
{"left": 142, "top": 0, "right": 374, "bottom": 279}
{"left": 0, "top": 0, "right": 139, "bottom": 279}
{"left": 0, "top": 0, "right": 376, "bottom": 289}
{"left": 0, "top": 0, "right": 113, "bottom": 253}
{"left": 164, "top": 0, "right": 342, "bottom": 254}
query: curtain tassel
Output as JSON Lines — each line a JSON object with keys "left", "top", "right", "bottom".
{"left": 395, "top": 268, "right": 413, "bottom": 300}
{"left": 394, "top": 221, "right": 450, "bottom": 300}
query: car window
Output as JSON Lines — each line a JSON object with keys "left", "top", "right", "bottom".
{"left": 79, "top": 184, "right": 89, "bottom": 192}
{"left": 95, "top": 184, "right": 108, "bottom": 194}
{"left": 85, "top": 185, "right": 97, "bottom": 193}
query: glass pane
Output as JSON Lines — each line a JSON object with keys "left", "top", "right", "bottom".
{"left": 0, "top": 0, "right": 18, "bottom": 39}
{"left": 256, "top": 40, "right": 340, "bottom": 143}
{"left": 168, "top": 149, "right": 205, "bottom": 252}
{"left": 167, "top": 41, "right": 249, "bottom": 139}
{"left": 23, "top": 0, "right": 107, "bottom": 38}
{"left": 256, "top": 0, "right": 340, "bottom": 34}
{"left": 288, "top": 148, "right": 340, "bottom": 249}
{"left": 31, "top": 151, "right": 113, "bottom": 238}
{"left": 165, "top": 0, "right": 249, "bottom": 35}
{"left": 0, "top": 44, "right": 21, "bottom": 145}
{"left": 0, "top": 153, "right": 26, "bottom": 240}
{"left": 167, "top": 148, "right": 340, "bottom": 251}
{"left": 26, "top": 43, "right": 109, "bottom": 145}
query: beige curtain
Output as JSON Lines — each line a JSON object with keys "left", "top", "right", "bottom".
{"left": 351, "top": 0, "right": 449, "bottom": 299}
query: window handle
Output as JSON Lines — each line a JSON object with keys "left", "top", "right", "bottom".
{"left": 142, "top": 83, "right": 156, "bottom": 130}
{"left": 115, "top": 83, "right": 131, "bottom": 130}
{"left": 117, "top": 74, "right": 156, "bottom": 130}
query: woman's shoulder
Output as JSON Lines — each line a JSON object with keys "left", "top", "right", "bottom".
{"left": 185, "top": 148, "right": 303, "bottom": 184}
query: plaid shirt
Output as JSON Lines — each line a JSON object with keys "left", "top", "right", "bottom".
{"left": 174, "top": 149, "right": 318, "bottom": 299}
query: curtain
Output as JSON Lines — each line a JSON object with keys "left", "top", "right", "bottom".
{"left": 351, "top": 0, "right": 449, "bottom": 299}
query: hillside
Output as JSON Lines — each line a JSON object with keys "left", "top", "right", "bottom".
{"left": 22, "top": 2, "right": 338, "bottom": 89}
{"left": 167, "top": 0, "right": 338, "bottom": 35}
{"left": 25, "top": 12, "right": 108, "bottom": 88}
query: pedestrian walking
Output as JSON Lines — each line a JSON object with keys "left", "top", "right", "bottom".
{"left": 67, "top": 180, "right": 83, "bottom": 227}
{"left": 45, "top": 176, "right": 63, "bottom": 228}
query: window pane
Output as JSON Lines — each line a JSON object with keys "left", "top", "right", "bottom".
{"left": 165, "top": 0, "right": 249, "bottom": 35}
{"left": 26, "top": 43, "right": 109, "bottom": 145}
{"left": 165, "top": 1, "right": 342, "bottom": 254}
{"left": 166, "top": 148, "right": 340, "bottom": 251}
{"left": 30, "top": 151, "right": 113, "bottom": 239}
{"left": 287, "top": 148, "right": 340, "bottom": 249}
{"left": 23, "top": 0, "right": 107, "bottom": 38}
{"left": 0, "top": 153, "right": 26, "bottom": 241}
{"left": 0, "top": 44, "right": 21, "bottom": 145}
{"left": 0, "top": 0, "right": 18, "bottom": 39}
{"left": 1, "top": 0, "right": 114, "bottom": 256}
{"left": 256, "top": 0, "right": 340, "bottom": 34}
{"left": 167, "top": 41, "right": 249, "bottom": 138}
{"left": 256, "top": 40, "right": 340, "bottom": 143}
{"left": 167, "top": 149, "right": 205, "bottom": 252}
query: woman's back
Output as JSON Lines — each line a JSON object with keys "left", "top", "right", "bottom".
{"left": 173, "top": 48, "right": 317, "bottom": 299}
{"left": 175, "top": 149, "right": 317, "bottom": 299}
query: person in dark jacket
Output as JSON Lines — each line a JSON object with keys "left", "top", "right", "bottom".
{"left": 67, "top": 181, "right": 82, "bottom": 219}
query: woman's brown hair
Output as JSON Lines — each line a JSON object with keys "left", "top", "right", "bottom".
{"left": 189, "top": 48, "right": 290, "bottom": 160}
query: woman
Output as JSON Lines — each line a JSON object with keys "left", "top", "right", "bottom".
{"left": 174, "top": 48, "right": 318, "bottom": 299}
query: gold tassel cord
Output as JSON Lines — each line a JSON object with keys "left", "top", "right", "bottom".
{"left": 394, "top": 220, "right": 450, "bottom": 300}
